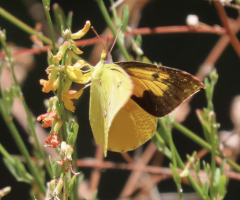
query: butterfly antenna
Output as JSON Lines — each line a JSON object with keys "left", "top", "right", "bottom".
{"left": 109, "top": 24, "right": 122, "bottom": 54}
{"left": 91, "top": 26, "right": 108, "bottom": 52}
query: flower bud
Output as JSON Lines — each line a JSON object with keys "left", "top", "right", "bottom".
{"left": 186, "top": 15, "right": 199, "bottom": 28}
{"left": 71, "top": 41, "right": 83, "bottom": 54}
{"left": 53, "top": 119, "right": 63, "bottom": 133}
{"left": 53, "top": 41, "right": 69, "bottom": 63}
{"left": 0, "top": 30, "right": 6, "bottom": 41}
{"left": 66, "top": 145, "right": 74, "bottom": 160}
{"left": 0, "top": 186, "right": 11, "bottom": 198}
{"left": 71, "top": 21, "right": 91, "bottom": 40}
{"left": 49, "top": 179, "right": 57, "bottom": 194}
{"left": 53, "top": 179, "right": 64, "bottom": 196}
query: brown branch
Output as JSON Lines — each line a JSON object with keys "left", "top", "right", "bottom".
{"left": 196, "top": 17, "right": 240, "bottom": 81}
{"left": 121, "top": 152, "right": 134, "bottom": 163}
{"left": 88, "top": 145, "right": 103, "bottom": 200}
{"left": 214, "top": 1, "right": 240, "bottom": 57}
{"left": 118, "top": 142, "right": 157, "bottom": 199}
{"left": 127, "top": 25, "right": 226, "bottom": 36}
{"left": 0, "top": 25, "right": 226, "bottom": 59}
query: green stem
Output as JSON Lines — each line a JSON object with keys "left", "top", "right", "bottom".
{"left": 0, "top": 34, "right": 52, "bottom": 178}
{"left": 210, "top": 133, "right": 216, "bottom": 198}
{"left": 0, "top": 7, "right": 81, "bottom": 61}
{"left": 0, "top": 103, "right": 46, "bottom": 194}
{"left": 159, "top": 118, "right": 177, "bottom": 166}
{"left": 96, "top": 0, "right": 131, "bottom": 61}
{"left": 41, "top": 0, "right": 57, "bottom": 54}
{"left": 0, "top": 143, "right": 15, "bottom": 164}
{"left": 158, "top": 119, "right": 207, "bottom": 199}
{"left": 172, "top": 121, "right": 240, "bottom": 172}
{"left": 72, "top": 146, "right": 78, "bottom": 200}
{"left": 0, "top": 7, "right": 52, "bottom": 45}
{"left": 57, "top": 69, "right": 68, "bottom": 140}
{"left": 168, "top": 127, "right": 177, "bottom": 167}
{"left": 174, "top": 146, "right": 210, "bottom": 200}
{"left": 154, "top": 132, "right": 172, "bottom": 159}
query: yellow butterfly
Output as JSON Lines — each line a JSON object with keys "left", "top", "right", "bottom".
{"left": 89, "top": 48, "right": 205, "bottom": 156}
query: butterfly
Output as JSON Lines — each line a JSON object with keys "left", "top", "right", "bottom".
{"left": 89, "top": 48, "right": 205, "bottom": 156}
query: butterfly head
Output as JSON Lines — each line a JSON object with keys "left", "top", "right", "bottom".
{"left": 101, "top": 49, "right": 113, "bottom": 64}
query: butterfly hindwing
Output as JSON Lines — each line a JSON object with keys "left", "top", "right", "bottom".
{"left": 116, "top": 61, "right": 205, "bottom": 117}
{"left": 108, "top": 98, "right": 157, "bottom": 152}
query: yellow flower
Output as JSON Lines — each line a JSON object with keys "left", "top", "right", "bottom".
{"left": 62, "top": 79, "right": 83, "bottom": 112}
{"left": 40, "top": 65, "right": 59, "bottom": 93}
{"left": 65, "top": 60, "right": 92, "bottom": 84}
{"left": 63, "top": 90, "right": 83, "bottom": 112}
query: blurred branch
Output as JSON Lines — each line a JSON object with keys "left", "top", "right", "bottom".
{"left": 214, "top": 1, "right": 240, "bottom": 57}
{"left": 88, "top": 145, "right": 103, "bottom": 199}
{"left": 119, "top": 142, "right": 157, "bottom": 199}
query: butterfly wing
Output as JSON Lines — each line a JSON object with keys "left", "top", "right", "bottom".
{"left": 89, "top": 62, "right": 133, "bottom": 156}
{"left": 108, "top": 98, "right": 157, "bottom": 152}
{"left": 116, "top": 61, "right": 205, "bottom": 117}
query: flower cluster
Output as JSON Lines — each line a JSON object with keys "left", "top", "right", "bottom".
{"left": 37, "top": 21, "right": 92, "bottom": 149}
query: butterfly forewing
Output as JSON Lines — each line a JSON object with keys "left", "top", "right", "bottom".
{"left": 89, "top": 61, "right": 133, "bottom": 156}
{"left": 116, "top": 61, "right": 205, "bottom": 117}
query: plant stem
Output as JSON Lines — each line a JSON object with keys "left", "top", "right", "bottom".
{"left": 210, "top": 130, "right": 216, "bottom": 198}
{"left": 0, "top": 7, "right": 52, "bottom": 45}
{"left": 41, "top": 0, "right": 57, "bottom": 54}
{"left": 0, "top": 7, "right": 82, "bottom": 61}
{"left": 96, "top": 0, "right": 131, "bottom": 61}
{"left": 0, "top": 143, "right": 14, "bottom": 164}
{"left": 158, "top": 119, "right": 208, "bottom": 199}
{"left": 174, "top": 146, "right": 210, "bottom": 200}
{"left": 72, "top": 146, "right": 79, "bottom": 200}
{"left": 172, "top": 121, "right": 240, "bottom": 172}
{"left": 0, "top": 103, "right": 46, "bottom": 194}
{"left": 0, "top": 34, "right": 52, "bottom": 178}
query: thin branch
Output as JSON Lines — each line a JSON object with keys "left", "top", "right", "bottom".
{"left": 214, "top": 1, "right": 240, "bottom": 57}
{"left": 0, "top": 25, "right": 227, "bottom": 59}
{"left": 196, "top": 17, "right": 240, "bottom": 81}
{"left": 88, "top": 145, "right": 103, "bottom": 200}
{"left": 121, "top": 152, "right": 134, "bottom": 163}
{"left": 119, "top": 142, "right": 157, "bottom": 199}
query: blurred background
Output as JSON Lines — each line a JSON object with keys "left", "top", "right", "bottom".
{"left": 0, "top": 0, "right": 240, "bottom": 199}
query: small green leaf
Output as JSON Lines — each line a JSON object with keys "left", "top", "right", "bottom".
{"left": 135, "top": 35, "right": 142, "bottom": 47}
{"left": 204, "top": 181, "right": 209, "bottom": 194}
{"left": 218, "top": 174, "right": 227, "bottom": 198}
{"left": 151, "top": 132, "right": 172, "bottom": 159}
{"left": 53, "top": 3, "right": 67, "bottom": 32}
{"left": 72, "top": 122, "right": 79, "bottom": 145}
{"left": 67, "top": 174, "right": 78, "bottom": 194}
{"left": 67, "top": 132, "right": 74, "bottom": 146}
{"left": 195, "top": 159, "right": 200, "bottom": 173}
{"left": 211, "top": 168, "right": 221, "bottom": 198}
{"left": 203, "top": 161, "right": 211, "bottom": 176}
{"left": 220, "top": 159, "right": 226, "bottom": 175}
{"left": 121, "top": 6, "right": 129, "bottom": 32}
{"left": 66, "top": 11, "right": 73, "bottom": 29}
{"left": 49, "top": 155, "right": 53, "bottom": 168}
{"left": 3, "top": 157, "right": 33, "bottom": 183}
{"left": 52, "top": 162, "right": 61, "bottom": 178}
